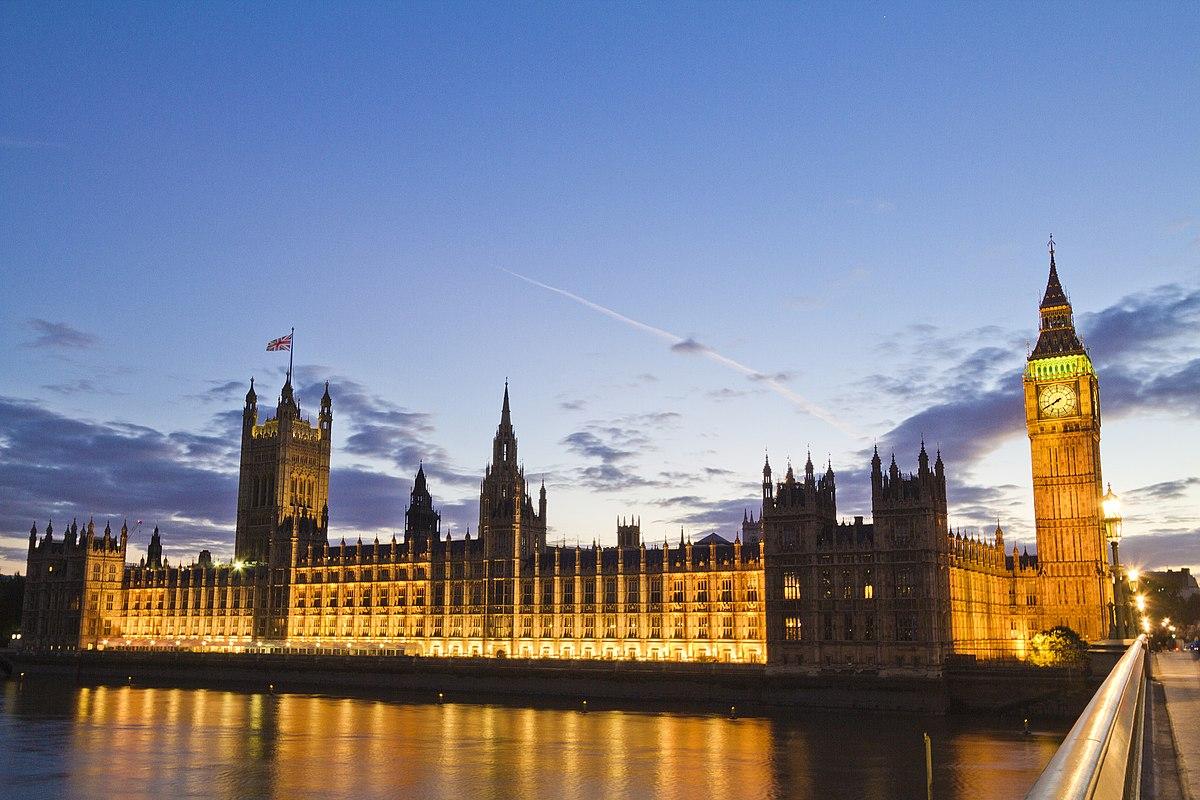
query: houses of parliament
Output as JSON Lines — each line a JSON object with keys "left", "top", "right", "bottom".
{"left": 19, "top": 250, "right": 1114, "bottom": 671}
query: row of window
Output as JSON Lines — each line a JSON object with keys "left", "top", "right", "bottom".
{"left": 782, "top": 568, "right": 916, "bottom": 601}
{"left": 781, "top": 613, "right": 917, "bottom": 642}
{"left": 293, "top": 614, "right": 762, "bottom": 641}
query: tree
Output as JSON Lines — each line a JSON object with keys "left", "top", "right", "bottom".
{"left": 1029, "top": 625, "right": 1088, "bottom": 667}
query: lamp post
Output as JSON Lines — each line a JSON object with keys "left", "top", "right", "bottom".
{"left": 1100, "top": 484, "right": 1125, "bottom": 639}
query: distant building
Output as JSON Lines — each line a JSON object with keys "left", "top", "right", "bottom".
{"left": 1145, "top": 568, "right": 1198, "bottom": 600}
{"left": 19, "top": 247, "right": 1113, "bottom": 670}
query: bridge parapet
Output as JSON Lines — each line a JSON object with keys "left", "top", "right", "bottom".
{"left": 1025, "top": 635, "right": 1147, "bottom": 800}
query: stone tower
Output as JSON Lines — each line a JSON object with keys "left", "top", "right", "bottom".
{"left": 234, "top": 377, "right": 332, "bottom": 563}
{"left": 405, "top": 463, "right": 441, "bottom": 552}
{"left": 478, "top": 383, "right": 547, "bottom": 560}
{"left": 1023, "top": 243, "right": 1110, "bottom": 641}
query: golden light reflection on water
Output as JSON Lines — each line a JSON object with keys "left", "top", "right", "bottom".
{"left": 0, "top": 681, "right": 1064, "bottom": 800}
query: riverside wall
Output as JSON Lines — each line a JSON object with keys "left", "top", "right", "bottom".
{"left": 0, "top": 650, "right": 1101, "bottom": 718}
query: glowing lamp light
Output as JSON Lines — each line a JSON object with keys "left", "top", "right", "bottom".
{"left": 1135, "top": 595, "right": 1146, "bottom": 612}
{"left": 1100, "top": 484, "right": 1123, "bottom": 543}
{"left": 233, "top": 560, "right": 245, "bottom": 573}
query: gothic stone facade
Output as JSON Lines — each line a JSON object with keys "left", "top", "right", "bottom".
{"left": 20, "top": 251, "right": 1109, "bottom": 670}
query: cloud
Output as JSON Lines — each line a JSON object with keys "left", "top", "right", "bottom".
{"left": 706, "top": 387, "right": 755, "bottom": 401}
{"left": 749, "top": 370, "right": 795, "bottom": 384}
{"left": 502, "top": 269, "right": 858, "bottom": 436}
{"left": 1129, "top": 478, "right": 1200, "bottom": 502}
{"left": 855, "top": 280, "right": 1200, "bottom": 559}
{"left": 24, "top": 319, "right": 97, "bottom": 349}
{"left": 186, "top": 380, "right": 248, "bottom": 404}
{"left": 0, "top": 396, "right": 238, "bottom": 564}
{"left": 560, "top": 419, "right": 662, "bottom": 491}
{"left": 0, "top": 370, "right": 484, "bottom": 569}
{"left": 562, "top": 431, "right": 637, "bottom": 464}
{"left": 41, "top": 380, "right": 121, "bottom": 397}
{"left": 670, "top": 337, "right": 707, "bottom": 354}
{"left": 1121, "top": 531, "right": 1200, "bottom": 572}
{"left": 289, "top": 369, "right": 477, "bottom": 487}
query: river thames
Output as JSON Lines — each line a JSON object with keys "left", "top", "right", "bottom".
{"left": 0, "top": 679, "right": 1066, "bottom": 800}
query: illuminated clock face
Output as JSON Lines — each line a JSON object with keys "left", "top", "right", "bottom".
{"left": 1039, "top": 384, "right": 1078, "bottom": 417}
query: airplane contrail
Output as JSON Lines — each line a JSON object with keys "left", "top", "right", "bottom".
{"left": 502, "top": 268, "right": 860, "bottom": 437}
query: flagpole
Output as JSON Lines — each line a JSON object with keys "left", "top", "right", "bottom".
{"left": 288, "top": 326, "right": 294, "bottom": 382}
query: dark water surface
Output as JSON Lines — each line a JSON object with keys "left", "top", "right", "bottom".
{"left": 0, "top": 678, "right": 1066, "bottom": 800}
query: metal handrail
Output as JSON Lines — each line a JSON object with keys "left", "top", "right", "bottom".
{"left": 1025, "top": 635, "right": 1147, "bottom": 800}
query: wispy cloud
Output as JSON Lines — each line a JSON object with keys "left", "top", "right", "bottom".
{"left": 24, "top": 319, "right": 98, "bottom": 349}
{"left": 502, "top": 269, "right": 858, "bottom": 436}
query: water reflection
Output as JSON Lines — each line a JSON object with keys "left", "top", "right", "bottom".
{"left": 0, "top": 679, "right": 1063, "bottom": 800}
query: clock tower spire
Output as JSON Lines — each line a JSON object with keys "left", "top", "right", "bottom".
{"left": 1023, "top": 239, "right": 1110, "bottom": 641}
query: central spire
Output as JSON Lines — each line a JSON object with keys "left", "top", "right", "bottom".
{"left": 1040, "top": 236, "right": 1068, "bottom": 310}
{"left": 500, "top": 379, "right": 511, "bottom": 430}
{"left": 1030, "top": 238, "right": 1085, "bottom": 359}
{"left": 492, "top": 381, "right": 517, "bottom": 466}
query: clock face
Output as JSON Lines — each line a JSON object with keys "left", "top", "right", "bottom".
{"left": 1039, "top": 384, "right": 1078, "bottom": 417}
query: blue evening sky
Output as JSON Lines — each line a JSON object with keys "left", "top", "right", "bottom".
{"left": 2, "top": 3, "right": 1198, "bottom": 573}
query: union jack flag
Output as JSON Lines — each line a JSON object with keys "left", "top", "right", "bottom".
{"left": 266, "top": 333, "right": 292, "bottom": 351}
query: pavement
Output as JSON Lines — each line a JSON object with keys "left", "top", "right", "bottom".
{"left": 1156, "top": 652, "right": 1200, "bottom": 800}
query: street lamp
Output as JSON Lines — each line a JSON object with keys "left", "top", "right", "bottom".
{"left": 1100, "top": 484, "right": 1126, "bottom": 639}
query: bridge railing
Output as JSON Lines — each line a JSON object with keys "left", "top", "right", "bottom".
{"left": 1025, "top": 634, "right": 1147, "bottom": 800}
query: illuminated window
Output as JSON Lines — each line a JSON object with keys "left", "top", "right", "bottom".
{"left": 748, "top": 616, "right": 760, "bottom": 639}
{"left": 783, "top": 571, "right": 801, "bottom": 600}
{"left": 650, "top": 618, "right": 662, "bottom": 639}
{"left": 721, "top": 616, "right": 733, "bottom": 639}
{"left": 784, "top": 616, "right": 802, "bottom": 641}
{"left": 672, "top": 580, "right": 685, "bottom": 604}
{"left": 696, "top": 580, "right": 709, "bottom": 603}
{"left": 720, "top": 579, "right": 733, "bottom": 603}
{"left": 604, "top": 616, "right": 616, "bottom": 638}
{"left": 698, "top": 617, "right": 709, "bottom": 638}
{"left": 673, "top": 617, "right": 684, "bottom": 639}
{"left": 746, "top": 579, "right": 759, "bottom": 603}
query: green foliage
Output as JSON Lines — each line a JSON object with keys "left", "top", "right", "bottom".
{"left": 1029, "top": 625, "right": 1088, "bottom": 667}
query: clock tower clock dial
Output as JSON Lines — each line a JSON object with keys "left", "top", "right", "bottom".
{"left": 1038, "top": 383, "right": 1078, "bottom": 417}
{"left": 1023, "top": 244, "right": 1110, "bottom": 642}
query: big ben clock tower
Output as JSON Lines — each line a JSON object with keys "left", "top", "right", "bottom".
{"left": 1024, "top": 239, "right": 1111, "bottom": 641}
